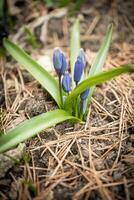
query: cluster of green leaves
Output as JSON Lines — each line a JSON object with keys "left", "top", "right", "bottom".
{"left": 0, "top": 21, "right": 133, "bottom": 153}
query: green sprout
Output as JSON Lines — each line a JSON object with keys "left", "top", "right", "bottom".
{"left": 0, "top": 21, "right": 133, "bottom": 153}
{"left": 24, "top": 27, "right": 39, "bottom": 49}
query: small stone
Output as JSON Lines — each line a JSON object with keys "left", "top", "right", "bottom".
{"left": 0, "top": 143, "right": 25, "bottom": 178}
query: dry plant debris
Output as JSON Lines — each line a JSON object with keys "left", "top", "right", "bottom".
{"left": 0, "top": 0, "right": 134, "bottom": 199}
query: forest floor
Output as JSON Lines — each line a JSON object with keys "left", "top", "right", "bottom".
{"left": 0, "top": 0, "right": 134, "bottom": 199}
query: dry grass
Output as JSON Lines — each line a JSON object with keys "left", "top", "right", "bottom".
{"left": 0, "top": 0, "right": 134, "bottom": 199}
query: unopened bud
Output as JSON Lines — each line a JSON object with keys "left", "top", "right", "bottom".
{"left": 53, "top": 48, "right": 67, "bottom": 76}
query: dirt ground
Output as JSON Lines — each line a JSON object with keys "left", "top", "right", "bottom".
{"left": 0, "top": 0, "right": 134, "bottom": 199}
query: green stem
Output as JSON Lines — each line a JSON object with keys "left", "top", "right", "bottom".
{"left": 74, "top": 98, "right": 78, "bottom": 117}
{"left": 74, "top": 82, "right": 78, "bottom": 117}
{"left": 79, "top": 100, "right": 83, "bottom": 120}
{"left": 59, "top": 75, "right": 63, "bottom": 106}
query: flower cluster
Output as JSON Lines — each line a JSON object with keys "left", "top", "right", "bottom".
{"left": 53, "top": 47, "right": 89, "bottom": 114}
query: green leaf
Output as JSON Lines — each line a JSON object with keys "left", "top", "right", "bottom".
{"left": 0, "top": 109, "right": 79, "bottom": 153}
{"left": 24, "top": 27, "right": 39, "bottom": 49}
{"left": 64, "top": 65, "right": 134, "bottom": 109}
{"left": 88, "top": 24, "right": 113, "bottom": 102}
{"left": 70, "top": 19, "right": 80, "bottom": 88}
{"left": 3, "top": 39, "right": 62, "bottom": 107}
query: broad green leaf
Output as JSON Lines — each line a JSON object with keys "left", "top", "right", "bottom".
{"left": 64, "top": 65, "right": 134, "bottom": 109}
{"left": 70, "top": 19, "right": 80, "bottom": 88}
{"left": 88, "top": 24, "right": 113, "bottom": 102}
{"left": 3, "top": 39, "right": 62, "bottom": 107}
{"left": 0, "top": 109, "right": 79, "bottom": 153}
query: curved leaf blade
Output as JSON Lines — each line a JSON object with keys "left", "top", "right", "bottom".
{"left": 0, "top": 109, "right": 79, "bottom": 153}
{"left": 70, "top": 19, "right": 80, "bottom": 88}
{"left": 88, "top": 24, "right": 113, "bottom": 102}
{"left": 89, "top": 24, "right": 113, "bottom": 75}
{"left": 64, "top": 65, "right": 134, "bottom": 109}
{"left": 3, "top": 39, "right": 61, "bottom": 107}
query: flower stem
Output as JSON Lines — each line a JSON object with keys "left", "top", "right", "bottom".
{"left": 74, "top": 82, "right": 79, "bottom": 117}
{"left": 79, "top": 100, "right": 83, "bottom": 120}
{"left": 59, "top": 75, "right": 63, "bottom": 106}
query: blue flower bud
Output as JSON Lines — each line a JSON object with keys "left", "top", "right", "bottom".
{"left": 80, "top": 98, "right": 88, "bottom": 115}
{"left": 62, "top": 74, "right": 71, "bottom": 93}
{"left": 53, "top": 48, "right": 67, "bottom": 76}
{"left": 74, "top": 59, "right": 84, "bottom": 85}
{"left": 79, "top": 89, "right": 89, "bottom": 116}
{"left": 77, "top": 48, "right": 86, "bottom": 68}
{"left": 61, "top": 53, "right": 67, "bottom": 75}
{"left": 80, "top": 89, "right": 89, "bottom": 100}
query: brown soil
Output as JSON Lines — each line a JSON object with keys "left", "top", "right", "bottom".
{"left": 0, "top": 0, "right": 134, "bottom": 200}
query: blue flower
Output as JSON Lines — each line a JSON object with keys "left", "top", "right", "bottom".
{"left": 53, "top": 48, "right": 67, "bottom": 76}
{"left": 74, "top": 59, "right": 84, "bottom": 85}
{"left": 62, "top": 73, "right": 71, "bottom": 93}
{"left": 80, "top": 89, "right": 89, "bottom": 100}
{"left": 74, "top": 49, "right": 86, "bottom": 85}
{"left": 77, "top": 48, "right": 86, "bottom": 68}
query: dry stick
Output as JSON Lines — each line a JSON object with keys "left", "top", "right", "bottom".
{"left": 37, "top": 133, "right": 43, "bottom": 144}
{"left": 31, "top": 151, "right": 36, "bottom": 183}
{"left": 3, "top": 71, "right": 9, "bottom": 110}
{"left": 49, "top": 138, "right": 76, "bottom": 178}
{"left": 13, "top": 8, "right": 67, "bottom": 42}
{"left": 0, "top": 57, "right": 5, "bottom": 77}
{"left": 39, "top": 171, "right": 71, "bottom": 179}
{"left": 94, "top": 174, "right": 112, "bottom": 200}
{"left": 45, "top": 143, "right": 64, "bottom": 170}
{"left": 10, "top": 92, "right": 20, "bottom": 112}
{"left": 86, "top": 15, "right": 100, "bottom": 35}
{"left": 31, "top": 127, "right": 121, "bottom": 152}
{"left": 55, "top": 140, "right": 71, "bottom": 159}
{"left": 110, "top": 98, "right": 126, "bottom": 174}
{"left": 9, "top": 73, "right": 21, "bottom": 111}
{"left": 123, "top": 15, "right": 134, "bottom": 34}
{"left": 87, "top": 161, "right": 112, "bottom": 200}
{"left": 66, "top": 160, "right": 112, "bottom": 200}
{"left": 9, "top": 172, "right": 21, "bottom": 199}
{"left": 74, "top": 179, "right": 134, "bottom": 198}
{"left": 109, "top": 87, "right": 121, "bottom": 104}
{"left": 82, "top": 170, "right": 112, "bottom": 200}
{"left": 20, "top": 166, "right": 50, "bottom": 171}
{"left": 2, "top": 67, "right": 28, "bottom": 130}
{"left": 34, "top": 178, "right": 63, "bottom": 200}
{"left": 100, "top": 136, "right": 128, "bottom": 160}
{"left": 17, "top": 67, "right": 25, "bottom": 92}
{"left": 75, "top": 168, "right": 91, "bottom": 183}
{"left": 84, "top": 105, "right": 91, "bottom": 130}
{"left": 43, "top": 141, "right": 76, "bottom": 186}
{"left": 25, "top": 162, "right": 33, "bottom": 181}
{"left": 119, "top": 97, "right": 125, "bottom": 138}
{"left": 88, "top": 127, "right": 94, "bottom": 169}
{"left": 124, "top": 177, "right": 130, "bottom": 200}
{"left": 76, "top": 139, "right": 85, "bottom": 167}
{"left": 124, "top": 93, "right": 134, "bottom": 124}
{"left": 92, "top": 97, "right": 116, "bottom": 119}
{"left": 40, "top": 147, "right": 47, "bottom": 157}
{"left": 73, "top": 182, "right": 92, "bottom": 200}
